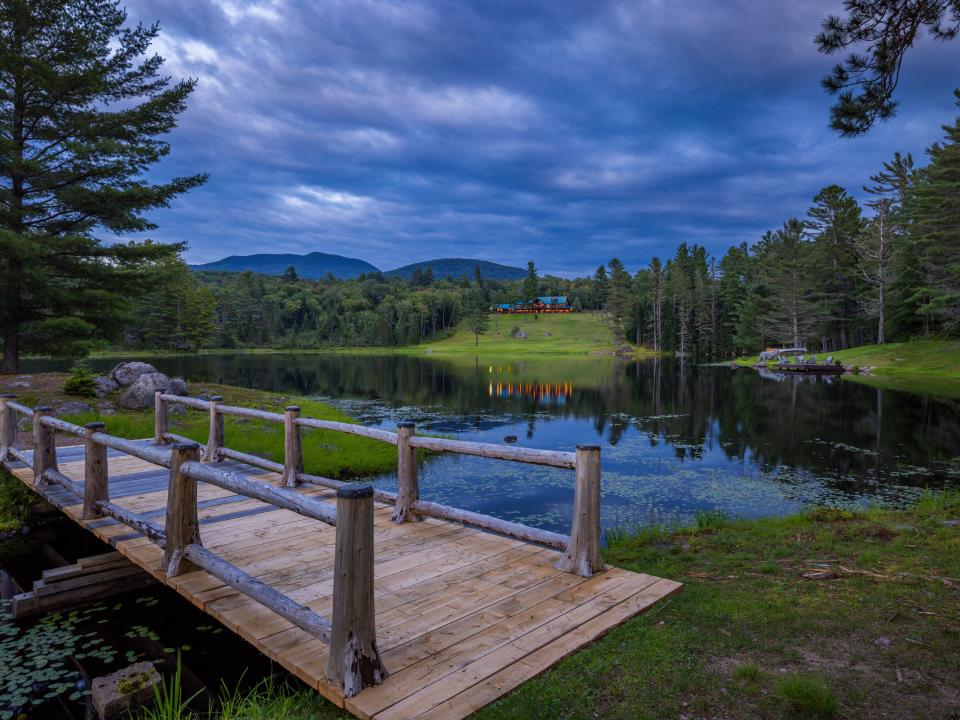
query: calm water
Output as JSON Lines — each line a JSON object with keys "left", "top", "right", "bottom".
{"left": 23, "top": 354, "right": 960, "bottom": 534}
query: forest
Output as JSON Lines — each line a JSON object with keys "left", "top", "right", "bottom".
{"left": 112, "top": 93, "right": 960, "bottom": 361}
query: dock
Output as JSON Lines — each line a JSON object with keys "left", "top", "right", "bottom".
{"left": 0, "top": 393, "right": 679, "bottom": 719}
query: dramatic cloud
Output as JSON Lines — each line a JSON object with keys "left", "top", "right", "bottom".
{"left": 124, "top": 0, "right": 958, "bottom": 275}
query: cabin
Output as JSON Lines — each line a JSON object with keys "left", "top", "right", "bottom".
{"left": 494, "top": 296, "right": 573, "bottom": 314}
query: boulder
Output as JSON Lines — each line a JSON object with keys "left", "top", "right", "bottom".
{"left": 167, "top": 377, "right": 188, "bottom": 396}
{"left": 120, "top": 372, "right": 171, "bottom": 409}
{"left": 56, "top": 401, "right": 94, "bottom": 416}
{"left": 110, "top": 361, "right": 158, "bottom": 387}
{"left": 92, "top": 375, "right": 119, "bottom": 397}
{"left": 91, "top": 661, "right": 161, "bottom": 720}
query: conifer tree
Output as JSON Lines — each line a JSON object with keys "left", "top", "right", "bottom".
{"left": 0, "top": 0, "right": 206, "bottom": 371}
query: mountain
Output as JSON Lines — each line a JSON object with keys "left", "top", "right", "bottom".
{"left": 385, "top": 258, "right": 526, "bottom": 280}
{"left": 189, "top": 251, "right": 380, "bottom": 280}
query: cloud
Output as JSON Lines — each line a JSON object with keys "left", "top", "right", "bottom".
{"left": 121, "top": 0, "right": 960, "bottom": 275}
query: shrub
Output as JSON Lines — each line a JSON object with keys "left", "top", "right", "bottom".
{"left": 694, "top": 509, "right": 729, "bottom": 530}
{"left": 62, "top": 359, "right": 97, "bottom": 397}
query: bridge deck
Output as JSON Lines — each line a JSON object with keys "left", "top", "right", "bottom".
{"left": 5, "top": 444, "right": 680, "bottom": 720}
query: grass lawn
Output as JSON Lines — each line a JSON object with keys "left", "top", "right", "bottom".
{"left": 736, "top": 340, "right": 960, "bottom": 398}
{"left": 411, "top": 311, "right": 655, "bottom": 356}
{"left": 113, "top": 493, "right": 960, "bottom": 719}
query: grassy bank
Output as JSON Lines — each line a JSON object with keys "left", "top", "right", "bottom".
{"left": 737, "top": 340, "right": 960, "bottom": 398}
{"left": 71, "top": 312, "right": 656, "bottom": 359}
{"left": 410, "top": 311, "right": 655, "bottom": 356}
{"left": 119, "top": 492, "right": 960, "bottom": 720}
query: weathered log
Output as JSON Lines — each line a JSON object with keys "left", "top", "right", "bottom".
{"left": 83, "top": 422, "right": 109, "bottom": 521}
{"left": 40, "top": 416, "right": 85, "bottom": 436}
{"left": 296, "top": 417, "right": 397, "bottom": 444}
{"left": 297, "top": 472, "right": 398, "bottom": 506}
{"left": 411, "top": 500, "right": 570, "bottom": 550}
{"left": 7, "top": 400, "right": 33, "bottom": 417}
{"left": 162, "top": 432, "right": 206, "bottom": 451}
{"left": 94, "top": 500, "right": 167, "bottom": 548}
{"left": 154, "top": 391, "right": 168, "bottom": 444}
{"left": 179, "top": 460, "right": 336, "bottom": 526}
{"left": 202, "top": 396, "right": 224, "bottom": 463}
{"left": 556, "top": 445, "right": 604, "bottom": 577}
{"left": 281, "top": 406, "right": 303, "bottom": 487}
{"left": 0, "top": 394, "right": 16, "bottom": 459}
{"left": 158, "top": 394, "right": 209, "bottom": 410}
{"left": 91, "top": 433, "right": 171, "bottom": 468}
{"left": 8, "top": 447, "right": 30, "bottom": 466}
{"left": 327, "top": 484, "right": 386, "bottom": 696}
{"left": 408, "top": 435, "right": 576, "bottom": 468}
{"left": 42, "top": 469, "right": 82, "bottom": 497}
{"left": 164, "top": 443, "right": 202, "bottom": 576}
{"left": 182, "top": 543, "right": 332, "bottom": 643}
{"left": 32, "top": 407, "right": 58, "bottom": 484}
{"left": 215, "top": 404, "right": 284, "bottom": 423}
{"left": 392, "top": 422, "right": 420, "bottom": 523}
{"left": 218, "top": 446, "right": 283, "bottom": 474}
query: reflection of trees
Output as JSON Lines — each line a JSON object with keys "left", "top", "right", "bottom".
{"left": 62, "top": 353, "right": 960, "bottom": 493}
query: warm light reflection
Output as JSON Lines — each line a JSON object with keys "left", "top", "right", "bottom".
{"left": 486, "top": 365, "right": 572, "bottom": 401}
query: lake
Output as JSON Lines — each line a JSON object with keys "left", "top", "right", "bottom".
{"left": 23, "top": 353, "right": 960, "bottom": 535}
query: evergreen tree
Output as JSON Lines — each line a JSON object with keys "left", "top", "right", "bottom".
{"left": 757, "top": 221, "right": 820, "bottom": 348}
{"left": 805, "top": 185, "right": 864, "bottom": 349}
{"left": 521, "top": 260, "right": 538, "bottom": 301}
{"left": 910, "top": 91, "right": 960, "bottom": 333}
{"left": 0, "top": 0, "right": 206, "bottom": 371}
{"left": 606, "top": 258, "right": 632, "bottom": 337}
{"left": 592, "top": 265, "right": 609, "bottom": 310}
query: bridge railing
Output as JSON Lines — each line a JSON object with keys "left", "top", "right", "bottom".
{"left": 0, "top": 394, "right": 386, "bottom": 696}
{"left": 155, "top": 391, "right": 603, "bottom": 576}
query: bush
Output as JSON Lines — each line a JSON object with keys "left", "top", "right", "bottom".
{"left": 62, "top": 359, "right": 97, "bottom": 397}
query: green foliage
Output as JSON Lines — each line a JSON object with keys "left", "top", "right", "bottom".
{"left": 694, "top": 509, "right": 729, "bottom": 530}
{"left": 62, "top": 360, "right": 98, "bottom": 397}
{"left": 0, "top": 0, "right": 206, "bottom": 372}
{"left": 139, "top": 657, "right": 199, "bottom": 720}
{"left": 0, "top": 468, "right": 34, "bottom": 532}
{"left": 774, "top": 674, "right": 839, "bottom": 718}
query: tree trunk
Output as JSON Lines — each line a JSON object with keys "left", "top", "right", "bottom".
{"left": 2, "top": 316, "right": 18, "bottom": 374}
{"left": 878, "top": 283, "right": 885, "bottom": 345}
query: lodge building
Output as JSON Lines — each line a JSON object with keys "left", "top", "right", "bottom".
{"left": 493, "top": 296, "right": 573, "bottom": 314}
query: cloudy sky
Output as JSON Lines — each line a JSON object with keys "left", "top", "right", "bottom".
{"left": 124, "top": 0, "right": 958, "bottom": 276}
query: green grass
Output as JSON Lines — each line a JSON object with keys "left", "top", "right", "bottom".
{"left": 736, "top": 340, "right": 960, "bottom": 397}
{"left": 410, "top": 312, "right": 656, "bottom": 356}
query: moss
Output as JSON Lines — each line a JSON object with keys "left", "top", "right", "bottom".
{"left": 118, "top": 672, "right": 151, "bottom": 695}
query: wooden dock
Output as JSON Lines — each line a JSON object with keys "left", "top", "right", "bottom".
{"left": 0, "top": 393, "right": 679, "bottom": 719}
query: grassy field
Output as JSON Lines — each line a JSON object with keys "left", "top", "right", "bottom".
{"left": 111, "top": 492, "right": 960, "bottom": 720}
{"left": 737, "top": 340, "right": 960, "bottom": 398}
{"left": 411, "top": 311, "right": 653, "bottom": 356}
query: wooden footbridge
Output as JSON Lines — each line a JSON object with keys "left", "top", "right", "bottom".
{"left": 0, "top": 391, "right": 679, "bottom": 719}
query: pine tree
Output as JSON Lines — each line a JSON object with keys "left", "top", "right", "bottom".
{"left": 856, "top": 199, "right": 895, "bottom": 343}
{"left": 521, "top": 260, "right": 538, "bottom": 301}
{"left": 0, "top": 0, "right": 206, "bottom": 371}
{"left": 606, "top": 258, "right": 632, "bottom": 337}
{"left": 592, "top": 265, "right": 609, "bottom": 310}
{"left": 757, "top": 221, "right": 820, "bottom": 348}
{"left": 910, "top": 91, "right": 960, "bottom": 333}
{"left": 649, "top": 258, "right": 664, "bottom": 352}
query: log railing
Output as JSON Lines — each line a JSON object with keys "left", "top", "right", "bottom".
{"left": 0, "top": 393, "right": 386, "bottom": 696}
{"left": 0, "top": 386, "right": 605, "bottom": 693}
{"left": 154, "top": 390, "right": 603, "bottom": 576}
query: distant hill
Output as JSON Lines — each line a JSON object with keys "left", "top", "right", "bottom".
{"left": 189, "top": 251, "right": 380, "bottom": 280}
{"left": 386, "top": 258, "right": 526, "bottom": 280}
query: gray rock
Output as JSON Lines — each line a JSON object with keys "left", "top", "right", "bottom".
{"left": 56, "top": 401, "right": 94, "bottom": 416}
{"left": 120, "top": 372, "right": 171, "bottom": 409}
{"left": 111, "top": 361, "right": 158, "bottom": 387}
{"left": 10, "top": 380, "right": 30, "bottom": 388}
{"left": 940, "top": 519, "right": 960, "bottom": 527}
{"left": 91, "top": 661, "right": 161, "bottom": 720}
{"left": 167, "top": 377, "right": 188, "bottom": 396}
{"left": 92, "top": 375, "right": 119, "bottom": 397}
{"left": 168, "top": 404, "right": 188, "bottom": 416}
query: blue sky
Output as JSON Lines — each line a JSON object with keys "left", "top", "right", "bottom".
{"left": 126, "top": 0, "right": 958, "bottom": 277}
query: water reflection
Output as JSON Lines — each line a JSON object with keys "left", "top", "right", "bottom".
{"left": 23, "top": 354, "right": 960, "bottom": 530}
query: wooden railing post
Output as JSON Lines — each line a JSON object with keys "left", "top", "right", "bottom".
{"left": 83, "top": 422, "right": 108, "bottom": 520}
{"left": 32, "top": 406, "right": 58, "bottom": 485}
{"left": 165, "top": 442, "right": 202, "bottom": 576}
{"left": 0, "top": 394, "right": 16, "bottom": 460}
{"left": 202, "top": 396, "right": 223, "bottom": 462}
{"left": 154, "top": 390, "right": 168, "bottom": 445}
{"left": 281, "top": 405, "right": 303, "bottom": 487}
{"left": 327, "top": 483, "right": 386, "bottom": 696}
{"left": 391, "top": 421, "right": 420, "bottom": 523}
{"left": 556, "top": 445, "right": 603, "bottom": 577}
